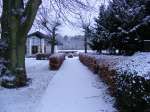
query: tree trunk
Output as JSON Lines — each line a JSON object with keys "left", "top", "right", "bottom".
{"left": 84, "top": 26, "right": 91, "bottom": 54}
{"left": 51, "top": 36, "right": 56, "bottom": 54}
{"left": 16, "top": 33, "right": 26, "bottom": 70}
{"left": 84, "top": 36, "right": 87, "bottom": 53}
{"left": 51, "top": 30, "right": 56, "bottom": 54}
{"left": 51, "top": 44, "right": 55, "bottom": 54}
{"left": 1, "top": 0, "right": 41, "bottom": 88}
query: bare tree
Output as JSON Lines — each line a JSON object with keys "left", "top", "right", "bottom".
{"left": 71, "top": 0, "right": 102, "bottom": 53}
{"left": 75, "top": 7, "right": 93, "bottom": 53}
{"left": 36, "top": 6, "right": 61, "bottom": 54}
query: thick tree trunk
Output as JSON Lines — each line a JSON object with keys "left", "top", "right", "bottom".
{"left": 2, "top": 0, "right": 18, "bottom": 71}
{"left": 1, "top": 0, "right": 41, "bottom": 88}
{"left": 16, "top": 33, "right": 26, "bottom": 69}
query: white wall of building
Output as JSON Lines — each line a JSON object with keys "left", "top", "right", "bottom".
{"left": 26, "top": 36, "right": 53, "bottom": 57}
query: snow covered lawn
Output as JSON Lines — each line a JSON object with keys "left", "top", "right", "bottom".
{"left": 0, "top": 58, "right": 56, "bottom": 112}
{"left": 36, "top": 57, "right": 116, "bottom": 112}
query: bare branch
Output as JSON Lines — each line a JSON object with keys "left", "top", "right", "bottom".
{"left": 21, "top": 0, "right": 42, "bottom": 34}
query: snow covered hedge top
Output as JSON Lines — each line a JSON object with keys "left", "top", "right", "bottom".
{"left": 49, "top": 53, "right": 65, "bottom": 70}
{"left": 49, "top": 53, "right": 65, "bottom": 58}
{"left": 80, "top": 52, "right": 150, "bottom": 79}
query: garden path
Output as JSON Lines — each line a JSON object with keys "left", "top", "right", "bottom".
{"left": 37, "top": 57, "right": 116, "bottom": 112}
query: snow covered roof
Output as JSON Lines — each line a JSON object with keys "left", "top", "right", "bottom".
{"left": 28, "top": 31, "right": 49, "bottom": 39}
{"left": 28, "top": 31, "right": 63, "bottom": 46}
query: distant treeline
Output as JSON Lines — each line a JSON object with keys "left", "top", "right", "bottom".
{"left": 58, "top": 35, "right": 90, "bottom": 50}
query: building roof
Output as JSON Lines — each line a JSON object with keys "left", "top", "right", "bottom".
{"left": 27, "top": 31, "right": 63, "bottom": 46}
{"left": 28, "top": 31, "right": 49, "bottom": 39}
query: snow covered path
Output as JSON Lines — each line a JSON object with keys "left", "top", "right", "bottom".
{"left": 37, "top": 58, "right": 116, "bottom": 112}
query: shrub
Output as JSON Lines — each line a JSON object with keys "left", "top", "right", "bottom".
{"left": 79, "top": 53, "right": 150, "bottom": 112}
{"left": 115, "top": 72, "right": 150, "bottom": 112}
{"left": 79, "top": 53, "right": 101, "bottom": 74}
{"left": 36, "top": 53, "right": 51, "bottom": 60}
{"left": 49, "top": 53, "right": 65, "bottom": 70}
{"left": 68, "top": 54, "right": 73, "bottom": 58}
{"left": 98, "top": 65, "right": 117, "bottom": 95}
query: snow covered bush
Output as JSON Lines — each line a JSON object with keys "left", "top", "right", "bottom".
{"left": 79, "top": 53, "right": 117, "bottom": 94}
{"left": 49, "top": 53, "right": 65, "bottom": 70}
{"left": 115, "top": 72, "right": 150, "bottom": 112}
{"left": 98, "top": 66, "right": 117, "bottom": 95}
{"left": 79, "top": 53, "right": 99, "bottom": 73}
{"left": 79, "top": 53, "right": 150, "bottom": 111}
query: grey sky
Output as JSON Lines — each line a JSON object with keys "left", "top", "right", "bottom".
{"left": 30, "top": 0, "right": 108, "bottom": 36}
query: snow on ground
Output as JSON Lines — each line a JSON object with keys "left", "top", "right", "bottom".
{"left": 0, "top": 57, "right": 116, "bottom": 112}
{"left": 0, "top": 58, "right": 56, "bottom": 112}
{"left": 36, "top": 57, "right": 116, "bottom": 112}
{"left": 57, "top": 50, "right": 95, "bottom": 54}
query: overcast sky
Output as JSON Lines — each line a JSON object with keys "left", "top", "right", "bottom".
{"left": 30, "top": 0, "right": 109, "bottom": 37}
{"left": 58, "top": 0, "right": 109, "bottom": 36}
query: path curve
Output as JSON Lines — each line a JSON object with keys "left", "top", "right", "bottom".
{"left": 37, "top": 57, "right": 116, "bottom": 112}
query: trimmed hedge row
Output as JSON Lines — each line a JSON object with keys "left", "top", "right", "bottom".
{"left": 36, "top": 53, "right": 51, "bottom": 60}
{"left": 49, "top": 53, "right": 65, "bottom": 70}
{"left": 79, "top": 53, "right": 116, "bottom": 94}
{"left": 79, "top": 53, "right": 150, "bottom": 112}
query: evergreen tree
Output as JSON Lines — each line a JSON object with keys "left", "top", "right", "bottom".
{"left": 90, "top": 0, "right": 150, "bottom": 55}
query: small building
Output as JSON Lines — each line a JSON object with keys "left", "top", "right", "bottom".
{"left": 26, "top": 31, "right": 58, "bottom": 57}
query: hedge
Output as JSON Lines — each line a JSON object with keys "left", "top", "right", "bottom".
{"left": 79, "top": 53, "right": 150, "bottom": 112}
{"left": 36, "top": 53, "right": 51, "bottom": 60}
{"left": 49, "top": 53, "right": 65, "bottom": 70}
